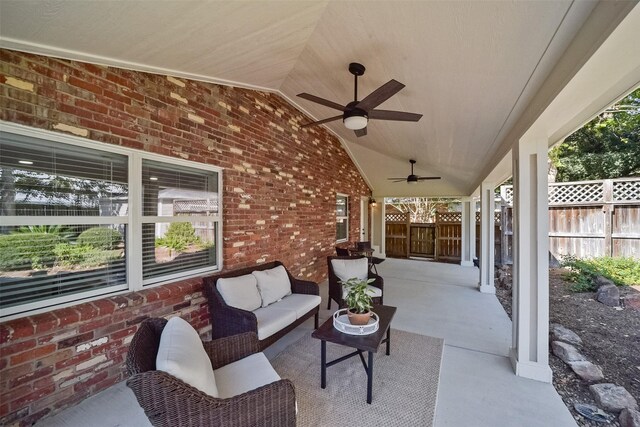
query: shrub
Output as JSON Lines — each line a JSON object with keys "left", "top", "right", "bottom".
{"left": 81, "top": 249, "right": 122, "bottom": 268}
{"left": 77, "top": 227, "right": 122, "bottom": 250}
{"left": 0, "top": 233, "right": 63, "bottom": 270}
{"left": 54, "top": 243, "right": 93, "bottom": 267}
{"left": 561, "top": 255, "right": 640, "bottom": 292}
{"left": 156, "top": 222, "right": 200, "bottom": 252}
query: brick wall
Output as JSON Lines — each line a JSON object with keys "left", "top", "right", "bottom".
{"left": 0, "top": 49, "right": 371, "bottom": 425}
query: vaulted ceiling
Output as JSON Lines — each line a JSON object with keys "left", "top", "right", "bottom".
{"left": 1, "top": 1, "right": 636, "bottom": 197}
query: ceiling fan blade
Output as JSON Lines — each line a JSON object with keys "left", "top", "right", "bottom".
{"left": 301, "top": 115, "right": 343, "bottom": 128}
{"left": 356, "top": 79, "right": 405, "bottom": 112}
{"left": 390, "top": 179, "right": 406, "bottom": 183}
{"left": 354, "top": 127, "right": 367, "bottom": 137}
{"left": 297, "top": 93, "right": 345, "bottom": 111}
{"left": 416, "top": 176, "right": 441, "bottom": 180}
{"left": 369, "top": 109, "right": 423, "bottom": 122}
{"left": 387, "top": 177, "right": 406, "bottom": 180}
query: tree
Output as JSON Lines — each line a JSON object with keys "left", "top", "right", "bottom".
{"left": 549, "top": 88, "right": 640, "bottom": 182}
{"left": 385, "top": 197, "right": 460, "bottom": 223}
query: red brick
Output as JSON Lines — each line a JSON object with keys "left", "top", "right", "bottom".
{"left": 73, "top": 370, "right": 108, "bottom": 393}
{"left": 68, "top": 76, "right": 102, "bottom": 94}
{"left": 78, "top": 317, "right": 112, "bottom": 333}
{"left": 55, "top": 351, "right": 92, "bottom": 370}
{"left": 53, "top": 308, "right": 80, "bottom": 328}
{"left": 9, "top": 366, "right": 53, "bottom": 388}
{"left": 9, "top": 344, "right": 56, "bottom": 366}
{"left": 73, "top": 303, "right": 99, "bottom": 321}
{"left": 2, "top": 318, "right": 34, "bottom": 342}
{"left": 10, "top": 383, "right": 55, "bottom": 410}
{"left": 0, "top": 339, "right": 36, "bottom": 358}
{"left": 30, "top": 312, "right": 58, "bottom": 334}
{"left": 110, "top": 326, "right": 137, "bottom": 340}
{"left": 91, "top": 299, "right": 116, "bottom": 316}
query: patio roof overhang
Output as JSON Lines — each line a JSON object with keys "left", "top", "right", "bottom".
{"left": 2, "top": 1, "right": 638, "bottom": 198}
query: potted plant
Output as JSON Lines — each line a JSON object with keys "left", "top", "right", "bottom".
{"left": 341, "top": 277, "right": 376, "bottom": 325}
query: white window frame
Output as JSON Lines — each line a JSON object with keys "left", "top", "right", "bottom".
{"left": 336, "top": 193, "right": 349, "bottom": 243}
{"left": 0, "top": 121, "right": 223, "bottom": 319}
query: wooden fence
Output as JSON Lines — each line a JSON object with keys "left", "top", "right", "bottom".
{"left": 500, "top": 178, "right": 640, "bottom": 261}
{"left": 385, "top": 211, "right": 502, "bottom": 263}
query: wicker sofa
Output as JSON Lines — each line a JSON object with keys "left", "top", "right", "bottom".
{"left": 126, "top": 317, "right": 296, "bottom": 427}
{"left": 204, "top": 261, "right": 320, "bottom": 350}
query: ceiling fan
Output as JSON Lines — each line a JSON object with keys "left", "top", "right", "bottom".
{"left": 297, "top": 62, "right": 422, "bottom": 137}
{"left": 388, "top": 159, "right": 441, "bottom": 184}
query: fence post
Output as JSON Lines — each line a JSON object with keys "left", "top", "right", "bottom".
{"left": 406, "top": 212, "right": 411, "bottom": 257}
{"left": 603, "top": 179, "right": 613, "bottom": 257}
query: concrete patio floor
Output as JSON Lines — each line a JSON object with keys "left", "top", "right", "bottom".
{"left": 38, "top": 258, "right": 576, "bottom": 427}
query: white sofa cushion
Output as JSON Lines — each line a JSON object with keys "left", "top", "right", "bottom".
{"left": 331, "top": 257, "right": 369, "bottom": 282}
{"left": 253, "top": 305, "right": 297, "bottom": 340}
{"left": 342, "top": 285, "right": 382, "bottom": 299}
{"left": 156, "top": 317, "right": 218, "bottom": 398}
{"left": 252, "top": 265, "right": 292, "bottom": 307}
{"left": 217, "top": 274, "right": 262, "bottom": 312}
{"left": 214, "top": 352, "right": 280, "bottom": 399}
{"left": 270, "top": 294, "right": 321, "bottom": 319}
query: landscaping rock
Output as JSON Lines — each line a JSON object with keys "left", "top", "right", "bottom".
{"left": 590, "top": 383, "right": 639, "bottom": 413}
{"left": 595, "top": 275, "right": 616, "bottom": 289}
{"left": 568, "top": 361, "right": 604, "bottom": 382}
{"left": 620, "top": 408, "right": 640, "bottom": 427}
{"left": 624, "top": 293, "right": 640, "bottom": 311}
{"left": 550, "top": 323, "right": 583, "bottom": 346}
{"left": 551, "top": 341, "right": 586, "bottom": 363}
{"left": 596, "top": 284, "right": 620, "bottom": 307}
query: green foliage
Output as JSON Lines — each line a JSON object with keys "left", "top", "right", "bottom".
{"left": 54, "top": 243, "right": 121, "bottom": 268}
{"left": 77, "top": 227, "right": 122, "bottom": 250}
{"left": 15, "top": 225, "right": 73, "bottom": 239}
{"left": 340, "top": 277, "right": 376, "bottom": 314}
{"left": 0, "top": 233, "right": 63, "bottom": 270}
{"left": 156, "top": 222, "right": 200, "bottom": 252}
{"left": 561, "top": 255, "right": 640, "bottom": 292}
{"left": 550, "top": 88, "right": 640, "bottom": 181}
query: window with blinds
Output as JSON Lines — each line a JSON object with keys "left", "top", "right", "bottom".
{"left": 0, "top": 126, "right": 222, "bottom": 318}
{"left": 336, "top": 194, "right": 348, "bottom": 242}
{"left": 141, "top": 159, "right": 218, "bottom": 284}
{"left": 0, "top": 133, "right": 129, "bottom": 314}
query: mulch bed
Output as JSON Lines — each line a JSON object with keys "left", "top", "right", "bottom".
{"left": 495, "top": 267, "right": 640, "bottom": 426}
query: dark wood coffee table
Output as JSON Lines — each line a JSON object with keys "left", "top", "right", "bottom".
{"left": 311, "top": 304, "right": 397, "bottom": 404}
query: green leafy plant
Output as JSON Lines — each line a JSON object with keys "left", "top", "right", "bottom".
{"left": 77, "top": 227, "right": 122, "bottom": 250}
{"left": 54, "top": 243, "right": 93, "bottom": 267}
{"left": 561, "top": 255, "right": 640, "bottom": 292}
{"left": 340, "top": 277, "right": 376, "bottom": 314}
{"left": 156, "top": 222, "right": 200, "bottom": 252}
{"left": 15, "top": 225, "right": 73, "bottom": 240}
{"left": 0, "top": 233, "right": 63, "bottom": 270}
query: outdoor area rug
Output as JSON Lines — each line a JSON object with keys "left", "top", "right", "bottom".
{"left": 270, "top": 329, "right": 444, "bottom": 427}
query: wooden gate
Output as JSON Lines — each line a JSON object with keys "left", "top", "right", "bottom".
{"left": 385, "top": 212, "right": 410, "bottom": 257}
{"left": 409, "top": 224, "right": 436, "bottom": 257}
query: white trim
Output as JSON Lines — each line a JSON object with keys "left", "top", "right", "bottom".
{"left": 478, "top": 284, "right": 496, "bottom": 294}
{"left": 460, "top": 261, "right": 475, "bottom": 267}
{"left": 0, "top": 38, "right": 278, "bottom": 94}
{"left": 336, "top": 193, "right": 349, "bottom": 242}
{"left": 509, "top": 348, "right": 553, "bottom": 383}
{"left": 0, "top": 121, "right": 223, "bottom": 318}
{"left": 0, "top": 216, "right": 128, "bottom": 226}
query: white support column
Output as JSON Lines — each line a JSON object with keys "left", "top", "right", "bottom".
{"left": 460, "top": 198, "right": 474, "bottom": 267}
{"left": 479, "top": 183, "right": 495, "bottom": 293}
{"left": 509, "top": 137, "right": 552, "bottom": 383}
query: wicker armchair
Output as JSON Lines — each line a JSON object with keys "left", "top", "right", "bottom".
{"left": 126, "top": 318, "right": 296, "bottom": 427}
{"left": 327, "top": 255, "right": 384, "bottom": 310}
{"left": 203, "top": 261, "right": 319, "bottom": 350}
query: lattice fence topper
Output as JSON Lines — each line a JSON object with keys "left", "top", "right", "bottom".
{"left": 473, "top": 211, "right": 501, "bottom": 223}
{"left": 385, "top": 212, "right": 408, "bottom": 222}
{"left": 614, "top": 178, "right": 640, "bottom": 202}
{"left": 174, "top": 199, "right": 218, "bottom": 213}
{"left": 437, "top": 212, "right": 462, "bottom": 223}
{"left": 500, "top": 178, "right": 640, "bottom": 206}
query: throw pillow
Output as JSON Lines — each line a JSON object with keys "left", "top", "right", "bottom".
{"left": 252, "top": 265, "right": 292, "bottom": 307}
{"left": 217, "top": 274, "right": 262, "bottom": 312}
{"left": 331, "top": 257, "right": 369, "bottom": 283}
{"left": 156, "top": 317, "right": 218, "bottom": 397}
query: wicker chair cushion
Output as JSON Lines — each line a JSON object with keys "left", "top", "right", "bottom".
{"left": 156, "top": 317, "right": 219, "bottom": 397}
{"left": 253, "top": 306, "right": 297, "bottom": 340}
{"left": 268, "top": 294, "right": 321, "bottom": 318}
{"left": 213, "top": 352, "right": 281, "bottom": 399}
{"left": 330, "top": 257, "right": 369, "bottom": 282}
{"left": 217, "top": 274, "right": 262, "bottom": 312}
{"left": 252, "top": 265, "right": 292, "bottom": 307}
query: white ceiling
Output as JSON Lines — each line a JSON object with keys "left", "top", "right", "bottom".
{"left": 0, "top": 0, "right": 624, "bottom": 196}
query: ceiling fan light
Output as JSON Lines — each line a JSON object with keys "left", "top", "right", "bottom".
{"left": 408, "top": 180, "right": 418, "bottom": 185}
{"left": 343, "top": 115, "right": 368, "bottom": 130}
